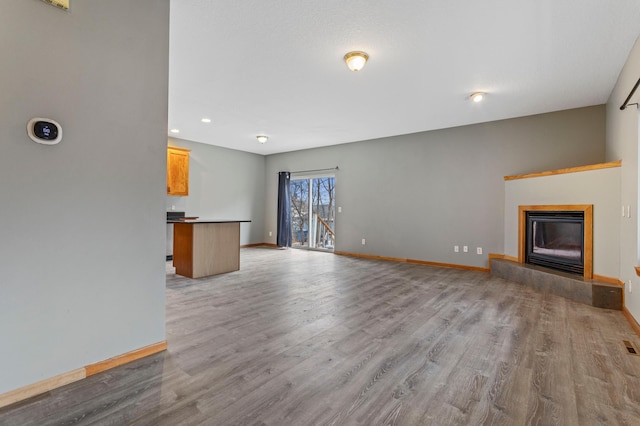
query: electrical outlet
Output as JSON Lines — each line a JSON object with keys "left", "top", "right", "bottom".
{"left": 463, "top": 246, "right": 468, "bottom": 253}
{"left": 476, "top": 247, "right": 482, "bottom": 255}
{"left": 454, "top": 245, "right": 459, "bottom": 253}
{"left": 630, "top": 280, "right": 633, "bottom": 293}
{"left": 338, "top": 206, "right": 342, "bottom": 213}
{"left": 269, "top": 231, "right": 272, "bottom": 237}
{"left": 362, "top": 238, "right": 366, "bottom": 245}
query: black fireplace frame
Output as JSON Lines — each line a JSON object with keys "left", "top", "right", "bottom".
{"left": 525, "top": 210, "right": 585, "bottom": 275}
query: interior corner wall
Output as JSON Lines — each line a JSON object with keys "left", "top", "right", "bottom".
{"left": 264, "top": 106, "right": 606, "bottom": 268}
{"left": 166, "top": 139, "right": 266, "bottom": 245}
{"left": 606, "top": 35, "right": 640, "bottom": 321}
{"left": 0, "top": 0, "right": 170, "bottom": 394}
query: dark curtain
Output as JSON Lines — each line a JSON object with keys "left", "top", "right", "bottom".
{"left": 277, "top": 172, "right": 292, "bottom": 247}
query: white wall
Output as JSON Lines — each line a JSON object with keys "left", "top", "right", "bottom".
{"left": 166, "top": 138, "right": 265, "bottom": 245}
{"left": 606, "top": 35, "right": 640, "bottom": 321}
{"left": 503, "top": 167, "right": 621, "bottom": 278}
{"left": 264, "top": 107, "right": 606, "bottom": 268}
{"left": 0, "top": 0, "right": 169, "bottom": 393}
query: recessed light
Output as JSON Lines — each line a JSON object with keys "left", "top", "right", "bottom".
{"left": 470, "top": 92, "right": 485, "bottom": 103}
{"left": 170, "top": 129, "right": 180, "bottom": 133}
{"left": 256, "top": 135, "right": 268, "bottom": 144}
{"left": 201, "top": 118, "right": 211, "bottom": 123}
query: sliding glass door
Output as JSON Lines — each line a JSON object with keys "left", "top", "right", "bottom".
{"left": 290, "top": 176, "right": 335, "bottom": 251}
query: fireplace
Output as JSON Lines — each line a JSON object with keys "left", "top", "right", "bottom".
{"left": 518, "top": 205, "right": 593, "bottom": 278}
{"left": 525, "top": 211, "right": 584, "bottom": 275}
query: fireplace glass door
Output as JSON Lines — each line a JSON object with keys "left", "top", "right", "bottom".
{"left": 525, "top": 211, "right": 584, "bottom": 275}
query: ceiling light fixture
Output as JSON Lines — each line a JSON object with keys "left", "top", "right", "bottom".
{"left": 256, "top": 135, "right": 268, "bottom": 144}
{"left": 170, "top": 128, "right": 180, "bottom": 133}
{"left": 344, "top": 51, "right": 369, "bottom": 72}
{"left": 201, "top": 118, "right": 211, "bottom": 123}
{"left": 470, "top": 92, "right": 485, "bottom": 103}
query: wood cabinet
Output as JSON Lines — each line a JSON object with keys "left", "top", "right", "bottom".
{"left": 167, "top": 146, "right": 190, "bottom": 196}
{"left": 173, "top": 222, "right": 242, "bottom": 278}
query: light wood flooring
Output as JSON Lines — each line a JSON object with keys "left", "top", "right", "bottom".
{"left": 2, "top": 247, "right": 640, "bottom": 425}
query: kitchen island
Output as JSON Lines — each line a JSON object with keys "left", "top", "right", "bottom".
{"left": 171, "top": 220, "right": 251, "bottom": 278}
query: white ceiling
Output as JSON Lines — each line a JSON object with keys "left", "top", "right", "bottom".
{"left": 169, "top": 0, "right": 640, "bottom": 155}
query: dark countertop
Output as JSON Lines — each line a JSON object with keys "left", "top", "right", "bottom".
{"left": 166, "top": 212, "right": 250, "bottom": 224}
{"left": 167, "top": 211, "right": 185, "bottom": 223}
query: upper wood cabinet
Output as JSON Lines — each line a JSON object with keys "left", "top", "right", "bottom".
{"left": 167, "top": 146, "right": 190, "bottom": 196}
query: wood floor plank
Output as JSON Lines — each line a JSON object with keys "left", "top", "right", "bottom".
{"left": 3, "top": 247, "right": 640, "bottom": 425}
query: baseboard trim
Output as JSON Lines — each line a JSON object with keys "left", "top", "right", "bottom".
{"left": 0, "top": 368, "right": 85, "bottom": 409}
{"left": 407, "top": 258, "right": 489, "bottom": 272}
{"left": 334, "top": 251, "right": 489, "bottom": 272}
{"left": 0, "top": 340, "right": 167, "bottom": 409}
{"left": 623, "top": 306, "right": 640, "bottom": 338}
{"left": 241, "top": 243, "right": 278, "bottom": 248}
{"left": 335, "top": 250, "right": 407, "bottom": 263}
{"left": 488, "top": 253, "right": 518, "bottom": 263}
{"left": 593, "top": 274, "right": 624, "bottom": 286}
{"left": 488, "top": 253, "right": 505, "bottom": 261}
{"left": 85, "top": 341, "right": 167, "bottom": 377}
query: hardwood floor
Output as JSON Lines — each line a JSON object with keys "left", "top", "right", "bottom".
{"left": 2, "top": 247, "right": 640, "bottom": 425}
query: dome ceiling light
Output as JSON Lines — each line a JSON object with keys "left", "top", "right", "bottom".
{"left": 256, "top": 135, "right": 268, "bottom": 144}
{"left": 344, "top": 51, "right": 369, "bottom": 72}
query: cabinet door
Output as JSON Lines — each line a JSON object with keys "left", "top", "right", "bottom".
{"left": 167, "top": 147, "right": 190, "bottom": 196}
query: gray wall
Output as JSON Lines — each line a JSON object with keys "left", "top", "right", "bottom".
{"left": 606, "top": 35, "right": 640, "bottom": 321}
{"left": 0, "top": 0, "right": 169, "bottom": 393}
{"left": 265, "top": 106, "right": 606, "bottom": 268}
{"left": 504, "top": 167, "right": 621, "bottom": 277}
{"left": 167, "top": 138, "right": 265, "bottom": 245}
